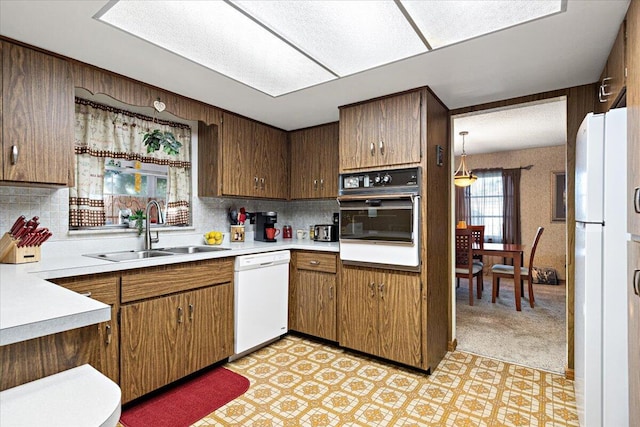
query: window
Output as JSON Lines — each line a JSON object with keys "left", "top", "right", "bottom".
{"left": 469, "top": 171, "right": 503, "bottom": 242}
{"left": 103, "top": 159, "right": 168, "bottom": 225}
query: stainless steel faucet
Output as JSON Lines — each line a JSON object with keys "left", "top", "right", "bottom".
{"left": 144, "top": 200, "right": 164, "bottom": 250}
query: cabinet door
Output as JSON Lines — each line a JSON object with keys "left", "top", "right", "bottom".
{"left": 316, "top": 122, "right": 339, "bottom": 198}
{"left": 629, "top": 240, "right": 640, "bottom": 426}
{"left": 50, "top": 274, "right": 120, "bottom": 384}
{"left": 339, "top": 102, "right": 378, "bottom": 171}
{"left": 377, "top": 91, "right": 421, "bottom": 168}
{"left": 290, "top": 128, "right": 318, "bottom": 199}
{"left": 0, "top": 325, "right": 100, "bottom": 392}
{"left": 340, "top": 266, "right": 378, "bottom": 354}
{"left": 198, "top": 121, "right": 220, "bottom": 197}
{"left": 184, "top": 283, "right": 234, "bottom": 374}
{"left": 2, "top": 42, "right": 74, "bottom": 185}
{"left": 378, "top": 271, "right": 422, "bottom": 367}
{"left": 290, "top": 122, "right": 339, "bottom": 199}
{"left": 259, "top": 123, "right": 288, "bottom": 199}
{"left": 221, "top": 112, "right": 256, "bottom": 197}
{"left": 295, "top": 270, "right": 337, "bottom": 341}
{"left": 120, "top": 293, "right": 182, "bottom": 403}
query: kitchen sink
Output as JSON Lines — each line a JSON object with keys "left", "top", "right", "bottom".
{"left": 83, "top": 249, "right": 175, "bottom": 262}
{"left": 158, "top": 245, "right": 231, "bottom": 254}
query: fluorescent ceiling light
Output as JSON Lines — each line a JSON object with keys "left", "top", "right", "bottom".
{"left": 231, "top": 0, "right": 426, "bottom": 77}
{"left": 96, "top": 0, "right": 336, "bottom": 97}
{"left": 399, "top": 0, "right": 564, "bottom": 49}
{"left": 96, "top": 0, "right": 564, "bottom": 97}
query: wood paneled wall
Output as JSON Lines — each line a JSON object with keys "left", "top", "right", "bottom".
{"left": 450, "top": 84, "right": 595, "bottom": 374}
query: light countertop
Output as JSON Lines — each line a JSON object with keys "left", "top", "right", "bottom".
{"left": 0, "top": 236, "right": 338, "bottom": 346}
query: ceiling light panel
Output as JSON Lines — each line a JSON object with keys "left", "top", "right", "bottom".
{"left": 400, "top": 0, "right": 563, "bottom": 49}
{"left": 231, "top": 0, "right": 428, "bottom": 77}
{"left": 96, "top": 0, "right": 336, "bottom": 96}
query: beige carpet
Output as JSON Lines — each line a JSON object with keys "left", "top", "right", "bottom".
{"left": 456, "top": 277, "right": 566, "bottom": 374}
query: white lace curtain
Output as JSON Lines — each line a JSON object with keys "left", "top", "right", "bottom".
{"left": 70, "top": 99, "right": 192, "bottom": 227}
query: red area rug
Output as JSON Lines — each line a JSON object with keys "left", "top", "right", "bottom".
{"left": 120, "top": 367, "right": 250, "bottom": 427}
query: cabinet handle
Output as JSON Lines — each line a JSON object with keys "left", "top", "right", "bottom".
{"left": 370, "top": 142, "right": 375, "bottom": 157}
{"left": 105, "top": 324, "right": 112, "bottom": 345}
{"left": 369, "top": 282, "right": 376, "bottom": 298}
{"left": 634, "top": 187, "right": 640, "bottom": 214}
{"left": 634, "top": 270, "right": 640, "bottom": 297}
{"left": 189, "top": 303, "right": 194, "bottom": 321}
{"left": 10, "top": 145, "right": 18, "bottom": 165}
{"left": 313, "top": 179, "right": 318, "bottom": 191}
{"left": 378, "top": 283, "right": 385, "bottom": 299}
{"left": 177, "top": 307, "right": 184, "bottom": 324}
{"left": 309, "top": 260, "right": 320, "bottom": 265}
{"left": 329, "top": 286, "right": 334, "bottom": 300}
{"left": 260, "top": 177, "right": 265, "bottom": 190}
{"left": 254, "top": 176, "right": 259, "bottom": 190}
{"left": 320, "top": 179, "right": 324, "bottom": 190}
{"left": 80, "top": 291, "right": 92, "bottom": 298}
{"left": 379, "top": 140, "right": 385, "bottom": 156}
{"left": 598, "top": 85, "right": 606, "bottom": 103}
{"left": 601, "top": 77, "right": 612, "bottom": 97}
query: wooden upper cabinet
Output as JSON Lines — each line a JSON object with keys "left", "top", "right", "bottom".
{"left": 220, "top": 112, "right": 288, "bottom": 199}
{"left": 597, "top": 20, "right": 627, "bottom": 113}
{"left": 197, "top": 120, "right": 220, "bottom": 197}
{"left": 1, "top": 41, "right": 74, "bottom": 186}
{"left": 259, "top": 123, "right": 288, "bottom": 199}
{"left": 290, "top": 122, "right": 339, "bottom": 199}
{"left": 339, "top": 91, "right": 422, "bottom": 171}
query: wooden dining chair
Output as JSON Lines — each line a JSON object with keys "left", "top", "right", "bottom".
{"left": 491, "top": 227, "right": 544, "bottom": 309}
{"left": 455, "top": 228, "right": 483, "bottom": 306}
{"left": 467, "top": 225, "right": 485, "bottom": 266}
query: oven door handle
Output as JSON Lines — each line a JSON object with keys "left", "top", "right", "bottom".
{"left": 365, "top": 199, "right": 382, "bottom": 206}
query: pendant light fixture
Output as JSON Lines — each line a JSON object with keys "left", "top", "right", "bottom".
{"left": 454, "top": 131, "right": 477, "bottom": 187}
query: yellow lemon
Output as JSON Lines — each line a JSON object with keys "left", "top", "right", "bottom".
{"left": 207, "top": 238, "right": 216, "bottom": 245}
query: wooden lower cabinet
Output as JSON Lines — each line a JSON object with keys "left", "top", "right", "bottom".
{"left": 121, "top": 282, "right": 233, "bottom": 403}
{"left": 340, "top": 265, "right": 422, "bottom": 368}
{"left": 291, "top": 252, "right": 338, "bottom": 341}
{"left": 50, "top": 273, "right": 120, "bottom": 385}
{"left": 0, "top": 324, "right": 100, "bottom": 391}
{"left": 1, "top": 273, "right": 121, "bottom": 391}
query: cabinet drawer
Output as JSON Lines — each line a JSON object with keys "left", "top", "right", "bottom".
{"left": 121, "top": 258, "right": 233, "bottom": 303}
{"left": 51, "top": 274, "right": 118, "bottom": 305}
{"left": 296, "top": 252, "right": 337, "bottom": 273}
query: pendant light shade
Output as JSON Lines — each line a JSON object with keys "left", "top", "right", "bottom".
{"left": 454, "top": 131, "right": 477, "bottom": 187}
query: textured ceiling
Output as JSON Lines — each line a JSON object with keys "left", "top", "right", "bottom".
{"left": 452, "top": 98, "right": 567, "bottom": 155}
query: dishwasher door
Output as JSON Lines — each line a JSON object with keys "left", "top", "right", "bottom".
{"left": 234, "top": 250, "right": 290, "bottom": 355}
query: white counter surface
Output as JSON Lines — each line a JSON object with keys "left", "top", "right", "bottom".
{"left": 0, "top": 237, "right": 338, "bottom": 346}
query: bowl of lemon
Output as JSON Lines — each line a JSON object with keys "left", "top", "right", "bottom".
{"left": 204, "top": 231, "right": 224, "bottom": 245}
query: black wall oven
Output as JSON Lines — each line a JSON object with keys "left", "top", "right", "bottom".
{"left": 338, "top": 167, "right": 421, "bottom": 271}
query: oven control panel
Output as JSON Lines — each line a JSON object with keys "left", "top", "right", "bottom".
{"left": 339, "top": 167, "right": 420, "bottom": 195}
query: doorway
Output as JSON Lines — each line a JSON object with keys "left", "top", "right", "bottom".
{"left": 450, "top": 97, "right": 568, "bottom": 373}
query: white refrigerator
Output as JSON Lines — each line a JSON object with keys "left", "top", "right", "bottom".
{"left": 574, "top": 108, "right": 628, "bottom": 427}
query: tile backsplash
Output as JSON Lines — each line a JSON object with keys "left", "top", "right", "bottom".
{"left": 0, "top": 185, "right": 338, "bottom": 242}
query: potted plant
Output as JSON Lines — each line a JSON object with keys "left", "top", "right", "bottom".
{"left": 129, "top": 209, "right": 146, "bottom": 236}
{"left": 142, "top": 129, "right": 182, "bottom": 155}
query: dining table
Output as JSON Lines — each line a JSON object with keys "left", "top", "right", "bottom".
{"left": 472, "top": 242, "right": 527, "bottom": 311}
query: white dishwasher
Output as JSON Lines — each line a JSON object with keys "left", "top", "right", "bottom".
{"left": 233, "top": 250, "right": 290, "bottom": 357}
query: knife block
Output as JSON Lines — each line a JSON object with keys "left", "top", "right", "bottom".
{"left": 0, "top": 233, "right": 41, "bottom": 264}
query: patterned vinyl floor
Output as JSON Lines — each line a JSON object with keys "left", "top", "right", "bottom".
{"left": 193, "top": 335, "right": 579, "bottom": 427}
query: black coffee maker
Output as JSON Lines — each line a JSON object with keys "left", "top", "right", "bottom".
{"left": 255, "top": 211, "right": 278, "bottom": 242}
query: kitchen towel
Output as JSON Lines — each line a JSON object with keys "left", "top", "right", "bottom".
{"left": 120, "top": 367, "right": 250, "bottom": 427}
